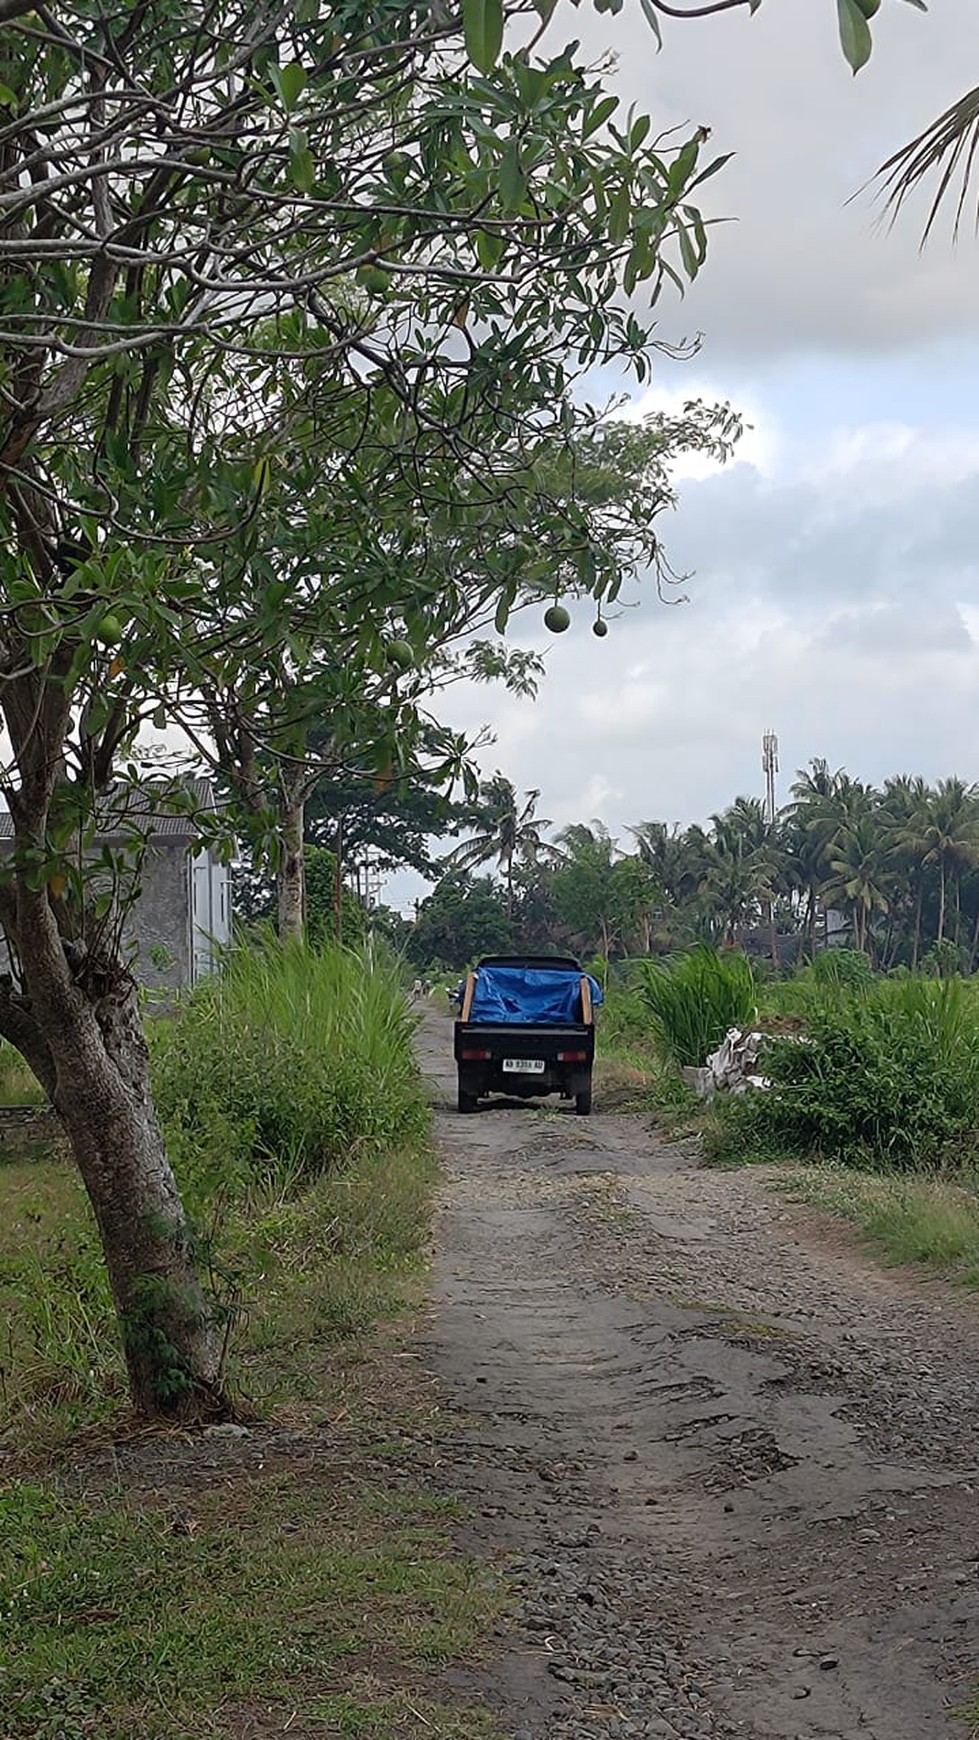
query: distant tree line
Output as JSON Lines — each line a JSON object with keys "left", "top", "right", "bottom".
{"left": 404, "top": 763, "right": 979, "bottom": 974}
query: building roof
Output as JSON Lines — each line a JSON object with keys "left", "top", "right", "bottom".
{"left": 0, "top": 777, "right": 220, "bottom": 844}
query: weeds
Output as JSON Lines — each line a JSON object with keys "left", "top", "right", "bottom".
{"left": 629, "top": 947, "right": 757, "bottom": 1069}
{"left": 771, "top": 1165, "right": 979, "bottom": 1288}
{"left": 0, "top": 1469, "right": 503, "bottom": 1739}
{"left": 711, "top": 976, "right": 979, "bottom": 1173}
{"left": 0, "top": 1041, "right": 45, "bottom": 1108}
{"left": 150, "top": 937, "right": 428, "bottom": 1200}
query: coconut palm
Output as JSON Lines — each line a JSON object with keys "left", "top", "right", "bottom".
{"left": 446, "top": 775, "right": 550, "bottom": 915}
{"left": 696, "top": 797, "right": 784, "bottom": 950}
{"left": 551, "top": 821, "right": 620, "bottom": 960}
{"left": 892, "top": 778, "right": 979, "bottom": 948}
{"left": 821, "top": 815, "right": 894, "bottom": 957}
{"left": 878, "top": 86, "right": 979, "bottom": 244}
{"left": 880, "top": 774, "right": 932, "bottom": 968}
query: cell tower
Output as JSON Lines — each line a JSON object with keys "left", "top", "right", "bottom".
{"left": 762, "top": 729, "right": 779, "bottom": 825}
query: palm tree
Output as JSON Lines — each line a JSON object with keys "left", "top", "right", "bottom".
{"left": 878, "top": 87, "right": 979, "bottom": 244}
{"left": 446, "top": 775, "right": 550, "bottom": 916}
{"left": 893, "top": 778, "right": 979, "bottom": 949}
{"left": 785, "top": 762, "right": 875, "bottom": 953}
{"left": 697, "top": 797, "right": 783, "bottom": 952}
{"left": 879, "top": 774, "right": 931, "bottom": 968}
{"left": 821, "top": 815, "right": 893, "bottom": 957}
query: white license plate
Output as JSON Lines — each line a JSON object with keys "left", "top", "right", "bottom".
{"left": 502, "top": 1058, "right": 545, "bottom": 1074}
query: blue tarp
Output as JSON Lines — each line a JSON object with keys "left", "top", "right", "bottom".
{"left": 468, "top": 965, "right": 604, "bottom": 1025}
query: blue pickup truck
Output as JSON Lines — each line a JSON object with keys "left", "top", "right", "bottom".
{"left": 453, "top": 954, "right": 603, "bottom": 1116}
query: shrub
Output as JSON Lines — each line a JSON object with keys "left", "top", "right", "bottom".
{"left": 631, "top": 946, "right": 757, "bottom": 1068}
{"left": 150, "top": 939, "right": 428, "bottom": 1199}
{"left": 714, "top": 976, "right": 979, "bottom": 1172}
{"left": 808, "top": 947, "right": 875, "bottom": 990}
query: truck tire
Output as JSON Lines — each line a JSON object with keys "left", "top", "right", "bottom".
{"left": 458, "top": 1077, "right": 478, "bottom": 1113}
{"left": 575, "top": 1087, "right": 592, "bottom": 1116}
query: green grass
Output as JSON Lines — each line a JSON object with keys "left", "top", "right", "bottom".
{"left": 0, "top": 1159, "right": 124, "bottom": 1452}
{"left": 707, "top": 974, "right": 979, "bottom": 1174}
{"left": 0, "top": 1130, "right": 503, "bottom": 1738}
{"left": 0, "top": 1040, "right": 45, "bottom": 1107}
{"left": 150, "top": 938, "right": 428, "bottom": 1201}
{"left": 0, "top": 936, "right": 511, "bottom": 1739}
{"left": 0, "top": 1470, "right": 504, "bottom": 1739}
{"left": 771, "top": 1164, "right": 979, "bottom": 1288}
{"left": 626, "top": 947, "right": 757, "bottom": 1070}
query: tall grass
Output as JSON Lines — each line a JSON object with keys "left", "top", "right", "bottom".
{"left": 150, "top": 938, "right": 428, "bottom": 1199}
{"left": 631, "top": 946, "right": 757, "bottom": 1068}
{"left": 712, "top": 975, "right": 979, "bottom": 1173}
{"left": 0, "top": 1040, "right": 45, "bottom": 1107}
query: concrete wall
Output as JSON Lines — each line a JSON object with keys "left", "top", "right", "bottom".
{"left": 125, "top": 844, "right": 193, "bottom": 994}
{"left": 0, "top": 840, "right": 231, "bottom": 995}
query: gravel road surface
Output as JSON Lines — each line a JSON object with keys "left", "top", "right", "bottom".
{"left": 417, "top": 1009, "right": 979, "bottom": 1740}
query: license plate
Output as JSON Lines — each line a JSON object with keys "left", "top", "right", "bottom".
{"left": 503, "top": 1058, "right": 545, "bottom": 1074}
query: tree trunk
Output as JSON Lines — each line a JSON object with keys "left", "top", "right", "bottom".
{"left": 55, "top": 981, "right": 228, "bottom": 1418}
{"left": 804, "top": 885, "right": 816, "bottom": 962}
{"left": 938, "top": 859, "right": 947, "bottom": 943}
{"left": 334, "top": 811, "right": 344, "bottom": 945}
{"left": 911, "top": 879, "right": 923, "bottom": 970}
{"left": 766, "top": 896, "right": 779, "bottom": 970}
{"left": 277, "top": 796, "right": 306, "bottom": 939}
{"left": 0, "top": 914, "right": 228, "bottom": 1420}
{"left": 969, "top": 900, "right": 979, "bottom": 973}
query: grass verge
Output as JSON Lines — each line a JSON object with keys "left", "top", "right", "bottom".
{"left": 0, "top": 1138, "right": 507, "bottom": 1740}
{"left": 594, "top": 1031, "right": 704, "bottom": 1132}
{"left": 768, "top": 1162, "right": 979, "bottom": 1290}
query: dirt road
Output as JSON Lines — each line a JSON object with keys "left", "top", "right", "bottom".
{"left": 416, "top": 1009, "right": 979, "bottom": 1740}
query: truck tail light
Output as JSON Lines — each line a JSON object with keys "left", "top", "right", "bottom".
{"left": 557, "top": 1049, "right": 588, "bottom": 1062}
{"left": 460, "top": 1047, "right": 491, "bottom": 1060}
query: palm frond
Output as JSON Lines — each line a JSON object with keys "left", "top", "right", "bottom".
{"left": 874, "top": 86, "right": 979, "bottom": 245}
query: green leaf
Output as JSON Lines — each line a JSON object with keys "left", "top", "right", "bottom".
{"left": 463, "top": 0, "right": 504, "bottom": 75}
{"left": 277, "top": 62, "right": 307, "bottom": 112}
{"left": 607, "top": 182, "right": 631, "bottom": 246}
{"left": 676, "top": 218, "right": 699, "bottom": 281}
{"left": 289, "top": 144, "right": 316, "bottom": 193}
{"left": 836, "top": 0, "right": 873, "bottom": 72}
{"left": 494, "top": 580, "right": 517, "bottom": 634}
{"left": 583, "top": 94, "right": 618, "bottom": 141}
{"left": 0, "top": 81, "right": 18, "bottom": 110}
{"left": 499, "top": 141, "right": 525, "bottom": 211}
{"left": 638, "top": 0, "right": 663, "bottom": 48}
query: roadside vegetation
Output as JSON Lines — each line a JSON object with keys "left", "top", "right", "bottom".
{"left": 0, "top": 940, "right": 504, "bottom": 1740}
{"left": 588, "top": 945, "right": 979, "bottom": 1293}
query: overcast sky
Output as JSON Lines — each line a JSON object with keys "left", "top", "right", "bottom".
{"left": 387, "top": 0, "right": 979, "bottom": 911}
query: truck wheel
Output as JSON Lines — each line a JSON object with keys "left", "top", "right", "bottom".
{"left": 575, "top": 1088, "right": 592, "bottom": 1116}
{"left": 458, "top": 1080, "right": 478, "bottom": 1114}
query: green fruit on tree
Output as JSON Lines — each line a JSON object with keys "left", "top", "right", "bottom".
{"left": 385, "top": 639, "right": 414, "bottom": 670}
{"left": 592, "top": 617, "right": 608, "bottom": 638}
{"left": 356, "top": 265, "right": 391, "bottom": 296}
{"left": 543, "top": 603, "right": 570, "bottom": 634}
{"left": 95, "top": 615, "right": 123, "bottom": 646}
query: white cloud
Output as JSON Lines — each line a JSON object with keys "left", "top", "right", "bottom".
{"left": 380, "top": 1, "right": 979, "bottom": 908}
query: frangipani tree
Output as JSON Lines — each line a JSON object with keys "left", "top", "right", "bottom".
{"left": 0, "top": 0, "right": 741, "bottom": 1415}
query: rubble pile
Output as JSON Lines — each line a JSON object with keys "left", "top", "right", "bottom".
{"left": 682, "top": 1027, "right": 769, "bottom": 1098}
